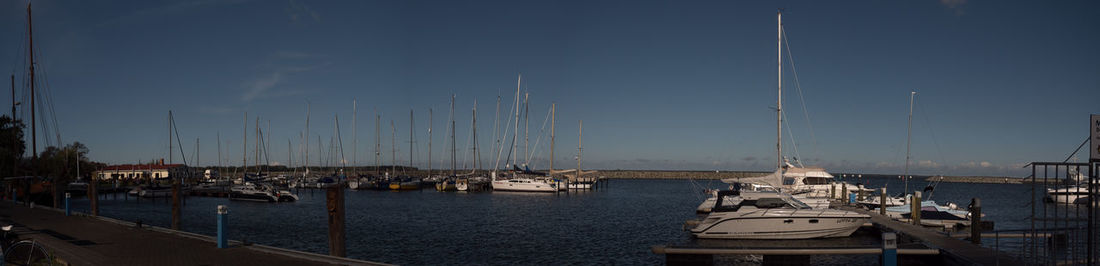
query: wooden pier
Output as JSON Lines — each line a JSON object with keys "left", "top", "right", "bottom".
{"left": 0, "top": 201, "right": 389, "bottom": 266}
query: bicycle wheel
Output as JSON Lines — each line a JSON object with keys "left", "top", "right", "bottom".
{"left": 3, "top": 240, "right": 52, "bottom": 266}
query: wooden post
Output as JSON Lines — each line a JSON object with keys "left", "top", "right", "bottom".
{"left": 841, "top": 183, "right": 848, "bottom": 205}
{"left": 970, "top": 198, "right": 981, "bottom": 245}
{"left": 879, "top": 188, "right": 887, "bottom": 215}
{"left": 171, "top": 179, "right": 181, "bottom": 230}
{"left": 88, "top": 180, "right": 98, "bottom": 216}
{"left": 857, "top": 185, "right": 865, "bottom": 201}
{"left": 326, "top": 186, "right": 346, "bottom": 257}
{"left": 911, "top": 191, "right": 922, "bottom": 226}
{"left": 830, "top": 182, "right": 836, "bottom": 200}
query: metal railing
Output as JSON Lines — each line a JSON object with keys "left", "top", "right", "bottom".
{"left": 1024, "top": 162, "right": 1097, "bottom": 265}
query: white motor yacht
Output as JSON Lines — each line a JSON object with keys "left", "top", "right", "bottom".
{"left": 885, "top": 200, "right": 977, "bottom": 228}
{"left": 1047, "top": 186, "right": 1089, "bottom": 204}
{"left": 691, "top": 190, "right": 869, "bottom": 239}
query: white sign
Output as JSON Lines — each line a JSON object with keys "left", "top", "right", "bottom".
{"left": 1092, "top": 114, "right": 1100, "bottom": 162}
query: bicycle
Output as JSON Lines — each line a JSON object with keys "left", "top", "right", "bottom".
{"left": 0, "top": 225, "right": 53, "bottom": 266}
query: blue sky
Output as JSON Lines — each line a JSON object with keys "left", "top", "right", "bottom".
{"left": 1, "top": 0, "right": 1097, "bottom": 176}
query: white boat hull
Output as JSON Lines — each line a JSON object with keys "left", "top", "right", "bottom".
{"left": 692, "top": 213, "right": 867, "bottom": 239}
{"left": 492, "top": 180, "right": 557, "bottom": 192}
{"left": 1047, "top": 187, "right": 1089, "bottom": 204}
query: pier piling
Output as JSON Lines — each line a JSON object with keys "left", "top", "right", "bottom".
{"left": 912, "top": 191, "right": 922, "bottom": 226}
{"left": 172, "top": 180, "right": 181, "bottom": 230}
{"left": 326, "top": 186, "right": 346, "bottom": 257}
{"left": 879, "top": 188, "right": 887, "bottom": 215}
{"left": 88, "top": 182, "right": 98, "bottom": 216}
{"left": 841, "top": 183, "right": 848, "bottom": 205}
{"left": 217, "top": 205, "right": 228, "bottom": 248}
{"left": 830, "top": 182, "right": 836, "bottom": 200}
{"left": 970, "top": 198, "right": 981, "bottom": 245}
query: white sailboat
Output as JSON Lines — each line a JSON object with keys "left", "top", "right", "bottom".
{"left": 695, "top": 11, "right": 870, "bottom": 239}
{"left": 491, "top": 75, "right": 559, "bottom": 193}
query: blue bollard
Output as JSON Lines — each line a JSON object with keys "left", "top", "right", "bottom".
{"left": 64, "top": 193, "right": 71, "bottom": 216}
{"left": 217, "top": 205, "right": 228, "bottom": 248}
{"left": 848, "top": 193, "right": 857, "bottom": 205}
{"left": 882, "top": 232, "right": 897, "bottom": 266}
{"left": 11, "top": 188, "right": 16, "bottom": 204}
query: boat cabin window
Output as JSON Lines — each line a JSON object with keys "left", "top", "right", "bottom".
{"left": 753, "top": 198, "right": 789, "bottom": 208}
{"left": 803, "top": 177, "right": 832, "bottom": 185}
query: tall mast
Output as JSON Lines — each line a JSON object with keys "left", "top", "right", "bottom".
{"left": 577, "top": 120, "right": 582, "bottom": 179}
{"left": 255, "top": 117, "right": 260, "bottom": 173}
{"left": 196, "top": 138, "right": 200, "bottom": 167}
{"left": 243, "top": 112, "right": 247, "bottom": 171}
{"left": 428, "top": 108, "right": 432, "bottom": 177}
{"left": 524, "top": 92, "right": 529, "bottom": 165}
{"left": 776, "top": 10, "right": 783, "bottom": 170}
{"left": 473, "top": 100, "right": 479, "bottom": 171}
{"left": 27, "top": 3, "right": 36, "bottom": 166}
{"left": 390, "top": 120, "right": 396, "bottom": 174}
{"left": 352, "top": 100, "right": 357, "bottom": 174}
{"left": 287, "top": 139, "right": 292, "bottom": 173}
{"left": 305, "top": 103, "right": 310, "bottom": 175}
{"left": 450, "top": 95, "right": 456, "bottom": 176}
{"left": 492, "top": 95, "right": 500, "bottom": 165}
{"left": 409, "top": 109, "right": 414, "bottom": 174}
{"left": 375, "top": 112, "right": 380, "bottom": 175}
{"left": 549, "top": 103, "right": 555, "bottom": 177}
{"left": 513, "top": 74, "right": 520, "bottom": 169}
{"left": 169, "top": 112, "right": 173, "bottom": 164}
{"left": 217, "top": 132, "right": 221, "bottom": 177}
{"left": 904, "top": 91, "right": 916, "bottom": 194}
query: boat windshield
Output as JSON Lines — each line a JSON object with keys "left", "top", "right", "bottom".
{"left": 776, "top": 193, "right": 812, "bottom": 209}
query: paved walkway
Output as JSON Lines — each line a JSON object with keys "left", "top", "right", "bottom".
{"left": 0, "top": 202, "right": 385, "bottom": 266}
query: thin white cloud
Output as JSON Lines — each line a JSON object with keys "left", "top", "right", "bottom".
{"left": 939, "top": 0, "right": 967, "bottom": 16}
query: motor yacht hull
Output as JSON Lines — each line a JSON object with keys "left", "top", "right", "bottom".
{"left": 692, "top": 213, "right": 867, "bottom": 239}
{"left": 1047, "top": 187, "right": 1089, "bottom": 204}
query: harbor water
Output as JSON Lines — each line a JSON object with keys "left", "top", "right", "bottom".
{"left": 68, "top": 177, "right": 1073, "bottom": 265}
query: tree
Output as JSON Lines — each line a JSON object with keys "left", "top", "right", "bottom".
{"left": 37, "top": 142, "right": 91, "bottom": 184}
{"left": 0, "top": 116, "right": 25, "bottom": 177}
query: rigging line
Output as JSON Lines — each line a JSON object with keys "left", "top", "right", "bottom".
{"left": 915, "top": 99, "right": 947, "bottom": 171}
{"left": 1062, "top": 136, "right": 1090, "bottom": 163}
{"left": 36, "top": 52, "right": 62, "bottom": 145}
{"left": 782, "top": 107, "right": 803, "bottom": 166}
{"left": 526, "top": 105, "right": 552, "bottom": 165}
{"left": 493, "top": 91, "right": 518, "bottom": 170}
{"left": 781, "top": 27, "right": 821, "bottom": 161}
{"left": 171, "top": 115, "right": 189, "bottom": 166}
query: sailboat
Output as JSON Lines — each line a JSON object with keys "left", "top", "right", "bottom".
{"left": 880, "top": 92, "right": 980, "bottom": 227}
{"left": 491, "top": 75, "right": 559, "bottom": 193}
{"left": 693, "top": 11, "right": 869, "bottom": 239}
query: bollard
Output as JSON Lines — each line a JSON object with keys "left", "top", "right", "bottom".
{"left": 326, "top": 186, "right": 346, "bottom": 257}
{"left": 970, "top": 198, "right": 981, "bottom": 245}
{"left": 849, "top": 192, "right": 857, "bottom": 205}
{"left": 217, "top": 205, "right": 228, "bottom": 248}
{"left": 11, "top": 188, "right": 16, "bottom": 204}
{"left": 912, "top": 191, "right": 922, "bottom": 226}
{"left": 857, "top": 185, "right": 865, "bottom": 201}
{"left": 64, "top": 193, "right": 71, "bottom": 216}
{"left": 882, "top": 232, "right": 897, "bottom": 266}
{"left": 879, "top": 188, "right": 887, "bottom": 215}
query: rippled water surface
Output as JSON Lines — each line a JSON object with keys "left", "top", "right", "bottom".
{"left": 69, "top": 177, "right": 1076, "bottom": 265}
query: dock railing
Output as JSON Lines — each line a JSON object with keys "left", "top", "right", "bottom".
{"left": 1025, "top": 162, "right": 1097, "bottom": 265}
